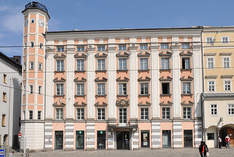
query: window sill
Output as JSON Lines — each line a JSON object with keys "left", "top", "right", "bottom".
{"left": 117, "top": 69, "right": 128, "bottom": 72}
{"left": 95, "top": 95, "right": 107, "bottom": 98}
{"left": 160, "top": 69, "right": 171, "bottom": 72}
{"left": 139, "top": 94, "right": 150, "bottom": 97}
{"left": 181, "top": 94, "right": 192, "bottom": 97}
{"left": 160, "top": 94, "right": 171, "bottom": 97}
{"left": 138, "top": 69, "right": 149, "bottom": 72}
{"left": 75, "top": 70, "right": 86, "bottom": 73}
{"left": 54, "top": 71, "right": 65, "bottom": 73}
{"left": 117, "top": 95, "right": 128, "bottom": 97}
{"left": 54, "top": 95, "right": 65, "bottom": 98}
{"left": 74, "top": 95, "right": 86, "bottom": 98}
{"left": 95, "top": 70, "right": 107, "bottom": 73}
{"left": 180, "top": 68, "right": 192, "bottom": 72}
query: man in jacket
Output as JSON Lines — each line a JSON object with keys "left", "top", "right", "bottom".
{"left": 199, "top": 141, "right": 209, "bottom": 157}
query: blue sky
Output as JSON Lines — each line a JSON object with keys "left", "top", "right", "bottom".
{"left": 0, "top": 0, "right": 234, "bottom": 57}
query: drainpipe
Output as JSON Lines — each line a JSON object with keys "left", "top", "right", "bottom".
{"left": 43, "top": 33, "right": 47, "bottom": 151}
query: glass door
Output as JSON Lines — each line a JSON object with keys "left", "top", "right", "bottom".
{"left": 76, "top": 131, "right": 84, "bottom": 149}
{"left": 55, "top": 131, "right": 63, "bottom": 150}
{"left": 141, "top": 131, "right": 149, "bottom": 147}
{"left": 97, "top": 131, "right": 106, "bottom": 149}
{"left": 162, "top": 130, "right": 171, "bottom": 148}
{"left": 184, "top": 130, "right": 193, "bottom": 147}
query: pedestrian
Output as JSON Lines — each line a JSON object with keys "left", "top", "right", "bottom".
{"left": 218, "top": 136, "right": 222, "bottom": 149}
{"left": 199, "top": 141, "right": 209, "bottom": 157}
{"left": 225, "top": 134, "right": 230, "bottom": 149}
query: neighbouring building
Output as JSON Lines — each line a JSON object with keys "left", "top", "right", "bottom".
{"left": 0, "top": 52, "right": 22, "bottom": 149}
{"left": 202, "top": 26, "right": 234, "bottom": 148}
{"left": 21, "top": 1, "right": 203, "bottom": 151}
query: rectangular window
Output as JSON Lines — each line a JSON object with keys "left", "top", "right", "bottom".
{"left": 30, "top": 62, "right": 34, "bottom": 70}
{"left": 29, "top": 110, "right": 33, "bottom": 120}
{"left": 3, "top": 74, "right": 6, "bottom": 84}
{"left": 97, "top": 83, "right": 105, "bottom": 96}
{"left": 181, "top": 42, "right": 190, "bottom": 49}
{"left": 222, "top": 37, "right": 229, "bottom": 43}
{"left": 97, "top": 108, "right": 105, "bottom": 120}
{"left": 140, "top": 83, "right": 149, "bottom": 95}
{"left": 56, "top": 60, "right": 64, "bottom": 71}
{"left": 210, "top": 104, "right": 217, "bottom": 115}
{"left": 182, "top": 82, "right": 191, "bottom": 94}
{"left": 119, "top": 58, "right": 127, "bottom": 70}
{"left": 162, "top": 107, "right": 170, "bottom": 119}
{"left": 77, "top": 59, "right": 84, "bottom": 71}
{"left": 77, "top": 108, "right": 84, "bottom": 120}
{"left": 160, "top": 43, "right": 169, "bottom": 49}
{"left": 57, "top": 46, "right": 64, "bottom": 52}
{"left": 141, "top": 108, "right": 149, "bottom": 120}
{"left": 56, "top": 108, "right": 63, "bottom": 120}
{"left": 182, "top": 58, "right": 190, "bottom": 70}
{"left": 161, "top": 58, "right": 169, "bottom": 70}
{"left": 97, "top": 59, "right": 105, "bottom": 71}
{"left": 223, "top": 57, "right": 230, "bottom": 68}
{"left": 224, "top": 80, "right": 231, "bottom": 91}
{"left": 38, "top": 86, "right": 42, "bottom": 94}
{"left": 119, "top": 83, "right": 127, "bottom": 96}
{"left": 207, "top": 37, "right": 214, "bottom": 44}
{"left": 162, "top": 82, "right": 170, "bottom": 95}
{"left": 38, "top": 63, "right": 42, "bottom": 71}
{"left": 183, "top": 107, "right": 191, "bottom": 119}
{"left": 119, "top": 44, "right": 126, "bottom": 51}
{"left": 207, "top": 133, "right": 214, "bottom": 140}
{"left": 207, "top": 57, "right": 214, "bottom": 69}
{"left": 140, "top": 58, "right": 148, "bottom": 70}
{"left": 77, "top": 45, "right": 85, "bottom": 52}
{"left": 140, "top": 43, "right": 148, "bottom": 50}
{"left": 1, "top": 114, "right": 6, "bottom": 127}
{"left": 228, "top": 104, "right": 234, "bottom": 115}
{"left": 38, "top": 111, "right": 41, "bottom": 120}
{"left": 77, "top": 83, "right": 84, "bottom": 96}
{"left": 56, "top": 84, "right": 64, "bottom": 96}
{"left": 30, "top": 85, "right": 33, "bottom": 94}
{"left": 31, "top": 42, "right": 34, "bottom": 47}
{"left": 97, "top": 45, "right": 106, "bottom": 51}
{"left": 208, "top": 81, "right": 215, "bottom": 92}
{"left": 119, "top": 108, "right": 127, "bottom": 123}
{"left": 2, "top": 92, "right": 6, "bottom": 102}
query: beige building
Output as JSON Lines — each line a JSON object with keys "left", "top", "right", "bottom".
{"left": 202, "top": 26, "right": 234, "bottom": 148}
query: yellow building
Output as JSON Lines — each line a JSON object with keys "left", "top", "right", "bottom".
{"left": 202, "top": 26, "right": 234, "bottom": 148}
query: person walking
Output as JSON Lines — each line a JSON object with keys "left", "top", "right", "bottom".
{"left": 218, "top": 136, "right": 222, "bottom": 149}
{"left": 199, "top": 141, "right": 209, "bottom": 157}
{"left": 225, "top": 134, "right": 230, "bottom": 149}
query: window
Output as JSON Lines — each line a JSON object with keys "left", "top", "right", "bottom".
{"left": 3, "top": 74, "right": 6, "bottom": 84}
{"left": 56, "top": 84, "right": 64, "bottom": 96}
{"left": 223, "top": 57, "right": 230, "bottom": 68}
{"left": 224, "top": 80, "right": 231, "bottom": 91}
{"left": 181, "top": 42, "right": 190, "bottom": 49}
{"left": 140, "top": 43, "right": 148, "bottom": 50}
{"left": 77, "top": 83, "right": 84, "bottom": 96}
{"left": 24, "top": 62, "right": 27, "bottom": 71}
{"left": 56, "top": 60, "right": 64, "bottom": 72}
{"left": 30, "top": 85, "right": 33, "bottom": 94}
{"left": 31, "top": 42, "right": 34, "bottom": 48}
{"left": 77, "top": 108, "right": 84, "bottom": 120}
{"left": 30, "top": 62, "right": 34, "bottom": 70}
{"left": 161, "top": 58, "right": 169, "bottom": 70}
{"left": 97, "top": 59, "right": 105, "bottom": 71}
{"left": 182, "top": 82, "right": 191, "bottom": 94}
{"left": 160, "top": 43, "right": 169, "bottom": 49}
{"left": 119, "top": 58, "right": 127, "bottom": 70}
{"left": 56, "top": 108, "right": 63, "bottom": 120}
{"left": 207, "top": 57, "right": 214, "bottom": 69}
{"left": 38, "top": 86, "right": 42, "bottom": 94}
{"left": 207, "top": 133, "right": 214, "bottom": 140}
{"left": 97, "top": 83, "right": 105, "bottom": 96}
{"left": 38, "top": 111, "right": 41, "bottom": 120}
{"left": 31, "top": 18, "right": 34, "bottom": 23}
{"left": 210, "top": 104, "right": 217, "bottom": 115}
{"left": 162, "top": 82, "right": 170, "bottom": 95}
{"left": 141, "top": 108, "right": 149, "bottom": 120}
{"left": 57, "top": 46, "right": 64, "bottom": 52}
{"left": 119, "top": 44, "right": 126, "bottom": 51}
{"left": 97, "top": 45, "right": 106, "bottom": 51}
{"left": 40, "top": 43, "right": 43, "bottom": 49}
{"left": 228, "top": 104, "right": 234, "bottom": 115}
{"left": 38, "top": 63, "right": 42, "bottom": 71}
{"left": 1, "top": 114, "right": 6, "bottom": 127}
{"left": 77, "top": 45, "right": 85, "bottom": 52}
{"left": 119, "top": 83, "right": 127, "bottom": 96}
{"left": 29, "top": 110, "right": 33, "bottom": 120}
{"left": 222, "top": 37, "right": 229, "bottom": 43}
{"left": 183, "top": 107, "right": 191, "bottom": 119}
{"left": 119, "top": 108, "right": 127, "bottom": 123}
{"left": 208, "top": 81, "right": 215, "bottom": 92}
{"left": 97, "top": 108, "right": 105, "bottom": 120}
{"left": 140, "top": 58, "right": 148, "bottom": 70}
{"left": 182, "top": 58, "right": 190, "bottom": 70}
{"left": 77, "top": 59, "right": 84, "bottom": 71}
{"left": 162, "top": 107, "right": 170, "bottom": 119}
{"left": 207, "top": 37, "right": 214, "bottom": 44}
{"left": 2, "top": 92, "right": 6, "bottom": 102}
{"left": 140, "top": 83, "right": 149, "bottom": 95}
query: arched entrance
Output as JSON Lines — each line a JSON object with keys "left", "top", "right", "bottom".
{"left": 219, "top": 125, "right": 234, "bottom": 147}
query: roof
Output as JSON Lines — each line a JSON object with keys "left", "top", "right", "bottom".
{"left": 22, "top": 1, "right": 50, "bottom": 19}
{"left": 0, "top": 52, "right": 22, "bottom": 73}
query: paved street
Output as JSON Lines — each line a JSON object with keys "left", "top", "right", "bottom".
{"left": 12, "top": 148, "right": 234, "bottom": 157}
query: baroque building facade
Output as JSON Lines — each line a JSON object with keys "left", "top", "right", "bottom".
{"left": 21, "top": 2, "right": 203, "bottom": 151}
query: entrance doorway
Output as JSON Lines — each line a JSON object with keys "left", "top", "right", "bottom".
{"left": 220, "top": 126, "right": 234, "bottom": 147}
{"left": 184, "top": 130, "right": 193, "bottom": 147}
{"left": 162, "top": 130, "right": 171, "bottom": 148}
{"left": 97, "top": 131, "right": 106, "bottom": 149}
{"left": 117, "top": 131, "right": 130, "bottom": 149}
{"left": 76, "top": 130, "right": 84, "bottom": 149}
{"left": 141, "top": 131, "right": 149, "bottom": 147}
{"left": 55, "top": 131, "right": 63, "bottom": 150}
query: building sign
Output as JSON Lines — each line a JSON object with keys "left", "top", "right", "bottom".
{"left": 0, "top": 148, "right": 5, "bottom": 157}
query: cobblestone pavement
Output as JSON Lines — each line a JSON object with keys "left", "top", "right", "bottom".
{"left": 13, "top": 148, "right": 234, "bottom": 157}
